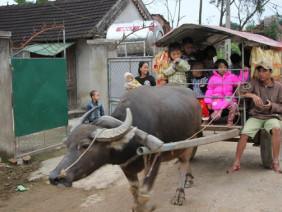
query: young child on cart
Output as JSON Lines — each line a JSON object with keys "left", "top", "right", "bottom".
{"left": 204, "top": 59, "right": 249, "bottom": 125}
{"left": 188, "top": 61, "right": 210, "bottom": 125}
{"left": 163, "top": 43, "right": 190, "bottom": 85}
{"left": 181, "top": 37, "right": 197, "bottom": 82}
{"left": 181, "top": 37, "right": 197, "bottom": 65}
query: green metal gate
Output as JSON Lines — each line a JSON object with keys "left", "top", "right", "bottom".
{"left": 12, "top": 58, "right": 68, "bottom": 156}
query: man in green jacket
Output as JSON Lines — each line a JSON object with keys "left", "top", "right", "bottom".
{"left": 228, "top": 61, "right": 282, "bottom": 174}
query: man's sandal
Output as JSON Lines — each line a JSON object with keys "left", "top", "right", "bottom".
{"left": 271, "top": 162, "right": 282, "bottom": 174}
{"left": 226, "top": 163, "right": 241, "bottom": 174}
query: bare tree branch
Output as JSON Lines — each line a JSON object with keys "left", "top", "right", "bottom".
{"left": 239, "top": 0, "right": 271, "bottom": 30}
{"left": 143, "top": 0, "right": 157, "bottom": 5}
{"left": 176, "top": 0, "right": 182, "bottom": 27}
{"left": 219, "top": 0, "right": 225, "bottom": 26}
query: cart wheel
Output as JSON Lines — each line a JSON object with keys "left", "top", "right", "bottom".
{"left": 260, "top": 129, "right": 273, "bottom": 168}
{"left": 190, "top": 146, "right": 198, "bottom": 161}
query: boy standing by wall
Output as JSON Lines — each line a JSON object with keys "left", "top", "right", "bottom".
{"left": 86, "top": 90, "right": 105, "bottom": 123}
{"left": 163, "top": 43, "right": 190, "bottom": 85}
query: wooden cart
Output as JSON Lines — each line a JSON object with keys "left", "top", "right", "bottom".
{"left": 138, "top": 24, "right": 282, "bottom": 168}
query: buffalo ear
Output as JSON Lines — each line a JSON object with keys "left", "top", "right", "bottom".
{"left": 109, "top": 127, "right": 136, "bottom": 150}
{"left": 63, "top": 138, "right": 70, "bottom": 147}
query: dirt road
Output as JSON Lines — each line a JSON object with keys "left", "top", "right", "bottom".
{"left": 1, "top": 141, "right": 281, "bottom": 212}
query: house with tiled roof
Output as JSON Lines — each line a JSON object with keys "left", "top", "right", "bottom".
{"left": 151, "top": 14, "right": 171, "bottom": 34}
{"left": 0, "top": 0, "right": 152, "bottom": 111}
{"left": 250, "top": 16, "right": 282, "bottom": 42}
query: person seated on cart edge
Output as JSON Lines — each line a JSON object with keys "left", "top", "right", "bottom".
{"left": 86, "top": 90, "right": 105, "bottom": 123}
{"left": 163, "top": 42, "right": 190, "bottom": 85}
{"left": 204, "top": 59, "right": 249, "bottom": 125}
{"left": 135, "top": 61, "right": 156, "bottom": 86}
{"left": 188, "top": 61, "right": 210, "bottom": 125}
{"left": 227, "top": 61, "right": 282, "bottom": 174}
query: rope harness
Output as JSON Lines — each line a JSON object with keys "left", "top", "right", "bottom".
{"left": 58, "top": 82, "right": 251, "bottom": 180}
{"left": 58, "top": 128, "right": 106, "bottom": 179}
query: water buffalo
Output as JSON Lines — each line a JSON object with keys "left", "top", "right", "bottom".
{"left": 49, "top": 85, "right": 202, "bottom": 211}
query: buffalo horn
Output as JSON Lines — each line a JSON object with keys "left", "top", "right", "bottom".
{"left": 94, "top": 108, "right": 132, "bottom": 142}
{"left": 70, "top": 106, "right": 99, "bottom": 132}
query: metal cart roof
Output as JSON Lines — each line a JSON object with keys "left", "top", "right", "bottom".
{"left": 155, "top": 24, "right": 282, "bottom": 50}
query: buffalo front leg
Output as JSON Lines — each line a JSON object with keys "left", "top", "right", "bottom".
{"left": 184, "top": 166, "right": 194, "bottom": 188}
{"left": 132, "top": 154, "right": 161, "bottom": 212}
{"left": 171, "top": 147, "right": 193, "bottom": 206}
{"left": 121, "top": 168, "right": 140, "bottom": 210}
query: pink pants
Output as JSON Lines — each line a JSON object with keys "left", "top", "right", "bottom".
{"left": 210, "top": 102, "right": 237, "bottom": 124}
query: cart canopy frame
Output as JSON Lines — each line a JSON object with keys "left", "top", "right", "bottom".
{"left": 156, "top": 23, "right": 282, "bottom": 50}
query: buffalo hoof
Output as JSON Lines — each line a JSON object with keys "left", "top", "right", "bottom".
{"left": 184, "top": 179, "right": 193, "bottom": 188}
{"left": 184, "top": 173, "right": 194, "bottom": 188}
{"left": 171, "top": 188, "right": 185, "bottom": 206}
{"left": 131, "top": 202, "right": 156, "bottom": 212}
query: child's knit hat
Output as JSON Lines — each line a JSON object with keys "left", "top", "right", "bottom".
{"left": 124, "top": 72, "right": 133, "bottom": 81}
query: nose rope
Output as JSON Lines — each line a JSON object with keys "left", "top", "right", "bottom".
{"left": 58, "top": 128, "right": 106, "bottom": 179}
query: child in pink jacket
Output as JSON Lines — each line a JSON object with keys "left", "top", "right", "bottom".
{"left": 204, "top": 59, "right": 249, "bottom": 125}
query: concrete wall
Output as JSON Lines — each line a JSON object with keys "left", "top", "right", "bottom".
{"left": 75, "top": 39, "right": 91, "bottom": 110}
{"left": 0, "top": 31, "right": 14, "bottom": 160}
{"left": 76, "top": 39, "right": 117, "bottom": 115}
{"left": 75, "top": 1, "right": 144, "bottom": 114}
{"left": 113, "top": 1, "right": 143, "bottom": 24}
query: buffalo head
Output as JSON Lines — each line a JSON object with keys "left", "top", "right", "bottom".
{"left": 49, "top": 107, "right": 163, "bottom": 187}
{"left": 49, "top": 107, "right": 137, "bottom": 186}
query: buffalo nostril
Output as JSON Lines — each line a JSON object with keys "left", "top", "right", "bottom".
{"left": 49, "top": 176, "right": 59, "bottom": 185}
{"left": 49, "top": 172, "right": 60, "bottom": 185}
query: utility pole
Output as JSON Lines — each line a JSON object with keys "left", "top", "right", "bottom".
{"left": 225, "top": 0, "right": 231, "bottom": 64}
{"left": 199, "top": 0, "right": 202, "bottom": 25}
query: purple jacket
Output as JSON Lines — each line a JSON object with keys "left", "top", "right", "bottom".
{"left": 204, "top": 70, "right": 249, "bottom": 110}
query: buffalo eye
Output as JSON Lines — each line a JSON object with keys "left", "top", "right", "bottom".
{"left": 81, "top": 144, "right": 90, "bottom": 149}
{"left": 78, "top": 140, "right": 91, "bottom": 151}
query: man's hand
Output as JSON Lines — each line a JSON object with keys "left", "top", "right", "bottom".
{"left": 252, "top": 94, "right": 264, "bottom": 107}
{"left": 262, "top": 101, "right": 272, "bottom": 110}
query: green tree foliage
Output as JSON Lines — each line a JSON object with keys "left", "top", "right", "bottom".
{"left": 209, "top": 0, "right": 270, "bottom": 30}
{"left": 279, "top": 17, "right": 282, "bottom": 25}
{"left": 217, "top": 50, "right": 225, "bottom": 59}
{"left": 223, "top": 21, "right": 240, "bottom": 30}
{"left": 245, "top": 24, "right": 256, "bottom": 31}
{"left": 14, "top": 0, "right": 49, "bottom": 3}
{"left": 13, "top": 0, "right": 28, "bottom": 3}
{"left": 231, "top": 43, "right": 241, "bottom": 55}
{"left": 263, "top": 17, "right": 282, "bottom": 41}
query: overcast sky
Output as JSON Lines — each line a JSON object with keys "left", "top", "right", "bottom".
{"left": 144, "top": 0, "right": 282, "bottom": 26}
{"left": 0, "top": 0, "right": 281, "bottom": 27}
